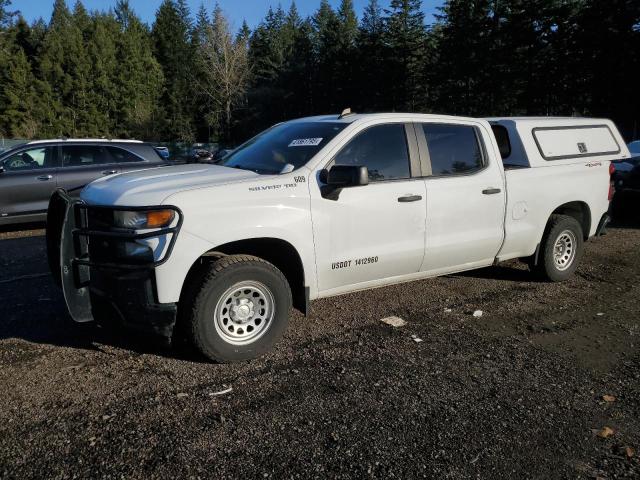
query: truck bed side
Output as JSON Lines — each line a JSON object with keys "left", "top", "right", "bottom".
{"left": 490, "top": 118, "right": 630, "bottom": 262}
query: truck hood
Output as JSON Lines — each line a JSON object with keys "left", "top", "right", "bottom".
{"left": 80, "top": 163, "right": 260, "bottom": 206}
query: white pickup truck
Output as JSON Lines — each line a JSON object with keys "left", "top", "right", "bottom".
{"left": 47, "top": 113, "right": 630, "bottom": 362}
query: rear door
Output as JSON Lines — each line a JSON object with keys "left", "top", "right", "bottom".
{"left": 418, "top": 122, "right": 506, "bottom": 274}
{"left": 57, "top": 144, "right": 121, "bottom": 194}
{"left": 0, "top": 145, "right": 59, "bottom": 219}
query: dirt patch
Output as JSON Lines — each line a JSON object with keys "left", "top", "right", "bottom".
{"left": 0, "top": 227, "right": 639, "bottom": 478}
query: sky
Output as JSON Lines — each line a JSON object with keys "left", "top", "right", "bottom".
{"left": 10, "top": 0, "right": 442, "bottom": 30}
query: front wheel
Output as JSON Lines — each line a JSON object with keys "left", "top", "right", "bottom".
{"left": 186, "top": 255, "right": 292, "bottom": 363}
{"left": 531, "top": 214, "right": 584, "bottom": 282}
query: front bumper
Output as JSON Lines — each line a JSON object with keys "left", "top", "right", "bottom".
{"left": 47, "top": 190, "right": 181, "bottom": 340}
{"left": 89, "top": 268, "right": 177, "bottom": 339}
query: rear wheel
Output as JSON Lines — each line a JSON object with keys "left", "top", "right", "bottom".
{"left": 186, "top": 255, "right": 291, "bottom": 363}
{"left": 531, "top": 214, "right": 584, "bottom": 282}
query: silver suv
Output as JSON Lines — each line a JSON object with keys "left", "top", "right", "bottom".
{"left": 0, "top": 139, "right": 169, "bottom": 226}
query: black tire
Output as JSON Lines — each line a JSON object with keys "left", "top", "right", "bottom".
{"left": 531, "top": 214, "right": 584, "bottom": 282}
{"left": 186, "top": 255, "right": 291, "bottom": 363}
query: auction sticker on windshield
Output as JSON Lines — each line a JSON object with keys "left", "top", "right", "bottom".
{"left": 288, "top": 138, "right": 323, "bottom": 147}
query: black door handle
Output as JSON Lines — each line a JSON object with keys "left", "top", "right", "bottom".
{"left": 102, "top": 170, "right": 117, "bottom": 175}
{"left": 398, "top": 195, "right": 423, "bottom": 203}
{"left": 482, "top": 188, "right": 501, "bottom": 195}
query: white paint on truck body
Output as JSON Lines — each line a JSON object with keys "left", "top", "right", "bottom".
{"left": 488, "top": 117, "right": 628, "bottom": 262}
{"left": 79, "top": 114, "right": 630, "bottom": 305}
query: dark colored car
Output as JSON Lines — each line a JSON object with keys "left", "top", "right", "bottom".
{"left": 154, "top": 146, "right": 170, "bottom": 160}
{"left": 610, "top": 142, "right": 640, "bottom": 220}
{"left": 0, "top": 139, "right": 169, "bottom": 226}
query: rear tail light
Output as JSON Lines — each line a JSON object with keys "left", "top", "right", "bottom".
{"left": 608, "top": 162, "right": 615, "bottom": 201}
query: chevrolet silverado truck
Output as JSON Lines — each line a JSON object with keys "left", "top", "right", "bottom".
{"left": 47, "top": 113, "right": 631, "bottom": 362}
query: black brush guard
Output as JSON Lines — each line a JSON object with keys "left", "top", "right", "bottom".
{"left": 46, "top": 189, "right": 182, "bottom": 333}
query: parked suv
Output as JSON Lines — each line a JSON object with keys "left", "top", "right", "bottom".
{"left": 0, "top": 139, "right": 168, "bottom": 226}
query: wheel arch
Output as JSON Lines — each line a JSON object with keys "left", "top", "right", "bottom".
{"left": 180, "top": 237, "right": 308, "bottom": 316}
{"left": 549, "top": 201, "right": 592, "bottom": 240}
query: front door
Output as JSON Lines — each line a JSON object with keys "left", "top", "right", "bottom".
{"left": 0, "top": 145, "right": 58, "bottom": 219}
{"left": 311, "top": 123, "right": 427, "bottom": 295}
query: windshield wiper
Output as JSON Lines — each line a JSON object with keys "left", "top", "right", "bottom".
{"left": 226, "top": 164, "right": 279, "bottom": 175}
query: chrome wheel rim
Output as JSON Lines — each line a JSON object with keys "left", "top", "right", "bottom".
{"left": 214, "top": 281, "right": 274, "bottom": 346}
{"left": 553, "top": 229, "right": 577, "bottom": 271}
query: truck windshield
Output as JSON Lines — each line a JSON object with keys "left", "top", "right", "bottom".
{"left": 219, "top": 122, "right": 347, "bottom": 174}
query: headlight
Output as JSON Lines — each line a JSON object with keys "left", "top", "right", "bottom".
{"left": 84, "top": 206, "right": 181, "bottom": 266}
{"left": 117, "top": 241, "right": 155, "bottom": 263}
{"left": 113, "top": 209, "right": 176, "bottom": 230}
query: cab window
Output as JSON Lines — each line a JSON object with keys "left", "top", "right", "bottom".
{"left": 2, "top": 147, "right": 55, "bottom": 171}
{"left": 422, "top": 123, "right": 484, "bottom": 176}
{"left": 491, "top": 125, "right": 511, "bottom": 159}
{"left": 107, "top": 146, "right": 144, "bottom": 163}
{"left": 333, "top": 124, "right": 410, "bottom": 181}
{"left": 62, "top": 145, "right": 110, "bottom": 167}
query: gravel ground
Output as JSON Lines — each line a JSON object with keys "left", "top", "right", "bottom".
{"left": 0, "top": 224, "right": 639, "bottom": 479}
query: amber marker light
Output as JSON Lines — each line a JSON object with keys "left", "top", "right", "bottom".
{"left": 145, "top": 210, "right": 175, "bottom": 228}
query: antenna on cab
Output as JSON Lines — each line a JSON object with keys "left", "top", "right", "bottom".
{"left": 338, "top": 108, "right": 355, "bottom": 119}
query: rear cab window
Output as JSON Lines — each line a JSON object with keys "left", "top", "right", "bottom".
{"left": 421, "top": 123, "right": 485, "bottom": 176}
{"left": 491, "top": 125, "right": 512, "bottom": 160}
{"left": 488, "top": 122, "right": 530, "bottom": 169}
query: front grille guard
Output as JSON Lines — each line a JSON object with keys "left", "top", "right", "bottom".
{"left": 50, "top": 188, "right": 183, "bottom": 295}
{"left": 49, "top": 189, "right": 183, "bottom": 323}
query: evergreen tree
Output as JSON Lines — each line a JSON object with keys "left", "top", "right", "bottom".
{"left": 384, "top": 0, "right": 428, "bottom": 111}
{"left": 86, "top": 12, "right": 120, "bottom": 135}
{"left": 1, "top": 0, "right": 638, "bottom": 144}
{"left": 312, "top": 0, "right": 340, "bottom": 111}
{"left": 37, "top": 0, "right": 80, "bottom": 136}
{"left": 570, "top": 0, "right": 640, "bottom": 138}
{"left": 190, "top": 2, "right": 211, "bottom": 139}
{"left": 238, "top": 20, "right": 251, "bottom": 44}
{"left": 12, "top": 16, "right": 41, "bottom": 64}
{"left": 281, "top": 5, "right": 315, "bottom": 118}
{"left": 66, "top": 1, "right": 94, "bottom": 135}
{"left": 0, "top": 30, "right": 40, "bottom": 137}
{"left": 333, "top": 0, "right": 358, "bottom": 110}
{"left": 114, "top": 0, "right": 163, "bottom": 138}
{"left": 0, "top": 0, "right": 17, "bottom": 28}
{"left": 192, "top": 2, "right": 209, "bottom": 49}
{"left": 356, "top": 0, "right": 386, "bottom": 110}
{"left": 251, "top": 5, "right": 287, "bottom": 84}
{"left": 246, "top": 5, "right": 289, "bottom": 128}
{"left": 488, "top": 0, "right": 570, "bottom": 116}
{"left": 152, "top": 0, "right": 195, "bottom": 141}
{"left": 431, "top": 0, "right": 493, "bottom": 115}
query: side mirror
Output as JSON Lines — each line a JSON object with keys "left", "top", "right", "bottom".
{"left": 324, "top": 165, "right": 369, "bottom": 187}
